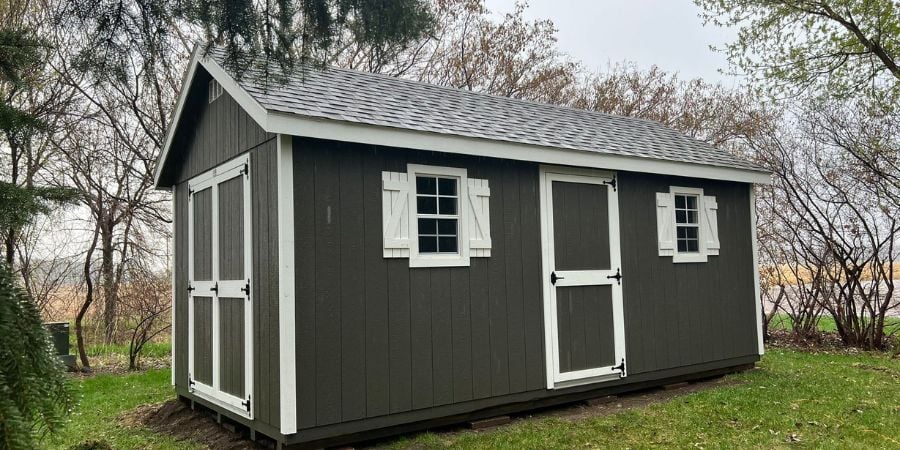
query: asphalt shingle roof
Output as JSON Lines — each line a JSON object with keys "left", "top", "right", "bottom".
{"left": 213, "top": 51, "right": 765, "bottom": 173}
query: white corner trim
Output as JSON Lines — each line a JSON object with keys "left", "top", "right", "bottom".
{"left": 156, "top": 54, "right": 772, "bottom": 188}
{"left": 170, "top": 187, "right": 176, "bottom": 386}
{"left": 277, "top": 134, "right": 298, "bottom": 434}
{"left": 750, "top": 186, "right": 764, "bottom": 355}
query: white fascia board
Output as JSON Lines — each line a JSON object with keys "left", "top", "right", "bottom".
{"left": 276, "top": 134, "right": 298, "bottom": 434}
{"left": 265, "top": 112, "right": 773, "bottom": 185}
{"left": 155, "top": 45, "right": 202, "bottom": 187}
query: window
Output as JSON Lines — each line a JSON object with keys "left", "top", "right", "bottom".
{"left": 416, "top": 176, "right": 459, "bottom": 254}
{"left": 674, "top": 194, "right": 700, "bottom": 253}
{"left": 655, "top": 186, "right": 720, "bottom": 263}
{"left": 381, "top": 164, "right": 491, "bottom": 267}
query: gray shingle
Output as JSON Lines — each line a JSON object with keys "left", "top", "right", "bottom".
{"left": 213, "top": 50, "right": 764, "bottom": 173}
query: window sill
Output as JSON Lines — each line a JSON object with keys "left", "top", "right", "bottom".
{"left": 672, "top": 253, "right": 709, "bottom": 264}
{"left": 409, "top": 254, "right": 471, "bottom": 268}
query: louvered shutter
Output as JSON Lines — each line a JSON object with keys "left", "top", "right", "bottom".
{"left": 466, "top": 178, "right": 491, "bottom": 257}
{"left": 382, "top": 171, "right": 410, "bottom": 258}
{"left": 656, "top": 192, "right": 675, "bottom": 256}
{"left": 702, "top": 195, "right": 720, "bottom": 255}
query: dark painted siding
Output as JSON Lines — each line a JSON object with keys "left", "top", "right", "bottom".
{"left": 618, "top": 172, "right": 758, "bottom": 374}
{"left": 170, "top": 69, "right": 279, "bottom": 430}
{"left": 292, "top": 136, "right": 759, "bottom": 437}
{"left": 169, "top": 68, "right": 272, "bottom": 185}
{"left": 219, "top": 297, "right": 246, "bottom": 397}
{"left": 293, "top": 137, "right": 545, "bottom": 429}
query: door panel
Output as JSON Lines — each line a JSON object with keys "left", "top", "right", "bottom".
{"left": 218, "top": 297, "right": 245, "bottom": 397}
{"left": 556, "top": 285, "right": 615, "bottom": 373}
{"left": 192, "top": 188, "right": 213, "bottom": 281}
{"left": 552, "top": 182, "right": 610, "bottom": 271}
{"left": 192, "top": 296, "right": 214, "bottom": 385}
{"left": 541, "top": 168, "right": 625, "bottom": 388}
{"left": 217, "top": 176, "right": 244, "bottom": 280}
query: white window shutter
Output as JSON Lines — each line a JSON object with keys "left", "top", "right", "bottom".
{"left": 702, "top": 195, "right": 720, "bottom": 255}
{"left": 382, "top": 171, "right": 410, "bottom": 258}
{"left": 656, "top": 192, "right": 675, "bottom": 256}
{"left": 467, "top": 178, "right": 491, "bottom": 257}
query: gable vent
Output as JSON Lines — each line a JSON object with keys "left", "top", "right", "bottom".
{"left": 208, "top": 79, "right": 223, "bottom": 103}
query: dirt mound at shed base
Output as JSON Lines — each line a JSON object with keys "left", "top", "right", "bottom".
{"left": 121, "top": 399, "right": 266, "bottom": 449}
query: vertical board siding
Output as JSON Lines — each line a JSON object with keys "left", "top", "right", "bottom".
{"left": 218, "top": 176, "right": 244, "bottom": 280}
{"left": 618, "top": 172, "right": 757, "bottom": 374}
{"left": 251, "top": 142, "right": 280, "bottom": 429}
{"left": 292, "top": 136, "right": 759, "bottom": 432}
{"left": 193, "top": 296, "right": 213, "bottom": 384}
{"left": 293, "top": 139, "right": 543, "bottom": 428}
{"left": 170, "top": 69, "right": 272, "bottom": 185}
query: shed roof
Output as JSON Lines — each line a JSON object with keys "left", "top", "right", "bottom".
{"left": 154, "top": 47, "right": 770, "bottom": 186}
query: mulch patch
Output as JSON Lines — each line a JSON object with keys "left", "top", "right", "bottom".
{"left": 120, "top": 399, "right": 265, "bottom": 449}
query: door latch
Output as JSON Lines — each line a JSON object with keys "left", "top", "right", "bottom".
{"left": 550, "top": 271, "right": 565, "bottom": 285}
{"left": 241, "top": 280, "right": 250, "bottom": 296}
{"left": 210, "top": 282, "right": 218, "bottom": 293}
{"left": 606, "top": 268, "right": 623, "bottom": 285}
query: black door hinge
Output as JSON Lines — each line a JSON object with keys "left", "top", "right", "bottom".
{"left": 210, "top": 282, "right": 218, "bottom": 293}
{"left": 187, "top": 285, "right": 195, "bottom": 292}
{"left": 242, "top": 162, "right": 249, "bottom": 177}
{"left": 240, "top": 280, "right": 250, "bottom": 296}
{"left": 604, "top": 176, "right": 617, "bottom": 191}
{"left": 242, "top": 395, "right": 251, "bottom": 412}
{"left": 606, "top": 268, "right": 623, "bottom": 285}
{"left": 612, "top": 358, "right": 626, "bottom": 376}
{"left": 188, "top": 375, "right": 195, "bottom": 389}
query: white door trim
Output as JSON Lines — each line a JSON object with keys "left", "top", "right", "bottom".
{"left": 186, "top": 154, "right": 254, "bottom": 419}
{"left": 539, "top": 165, "right": 626, "bottom": 389}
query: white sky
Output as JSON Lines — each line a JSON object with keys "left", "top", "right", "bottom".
{"left": 483, "top": 0, "right": 740, "bottom": 86}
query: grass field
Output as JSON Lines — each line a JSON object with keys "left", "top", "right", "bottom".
{"left": 769, "top": 313, "right": 900, "bottom": 335}
{"left": 42, "top": 347, "right": 900, "bottom": 449}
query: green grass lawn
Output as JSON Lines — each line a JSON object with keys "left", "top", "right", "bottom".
{"left": 42, "top": 348, "right": 900, "bottom": 449}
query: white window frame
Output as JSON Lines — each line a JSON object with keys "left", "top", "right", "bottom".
{"left": 408, "top": 164, "right": 470, "bottom": 268}
{"left": 208, "top": 79, "right": 223, "bottom": 103}
{"left": 670, "top": 186, "right": 708, "bottom": 263}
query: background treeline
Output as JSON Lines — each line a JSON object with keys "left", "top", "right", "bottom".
{"left": 0, "top": 0, "right": 897, "bottom": 382}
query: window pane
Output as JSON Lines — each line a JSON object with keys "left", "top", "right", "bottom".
{"left": 417, "top": 196, "right": 437, "bottom": 214}
{"left": 687, "top": 210, "right": 698, "bottom": 224}
{"left": 675, "top": 195, "right": 686, "bottom": 209}
{"left": 417, "top": 176, "right": 437, "bottom": 195}
{"left": 685, "top": 195, "right": 698, "bottom": 209}
{"left": 438, "top": 236, "right": 458, "bottom": 253}
{"left": 677, "top": 227, "right": 686, "bottom": 239}
{"left": 684, "top": 227, "right": 698, "bottom": 239}
{"left": 418, "top": 218, "right": 437, "bottom": 235}
{"left": 438, "top": 178, "right": 457, "bottom": 196}
{"left": 677, "top": 239, "right": 688, "bottom": 252}
{"left": 686, "top": 239, "right": 699, "bottom": 252}
{"left": 437, "top": 218, "right": 457, "bottom": 235}
{"left": 419, "top": 236, "right": 438, "bottom": 253}
{"left": 676, "top": 210, "right": 687, "bottom": 224}
{"left": 438, "top": 197, "right": 457, "bottom": 214}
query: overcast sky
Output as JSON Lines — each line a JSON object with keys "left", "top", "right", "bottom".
{"left": 483, "top": 0, "right": 740, "bottom": 86}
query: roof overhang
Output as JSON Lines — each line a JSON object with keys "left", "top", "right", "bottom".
{"left": 155, "top": 51, "right": 773, "bottom": 187}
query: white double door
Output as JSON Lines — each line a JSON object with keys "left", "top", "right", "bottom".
{"left": 187, "top": 155, "right": 254, "bottom": 418}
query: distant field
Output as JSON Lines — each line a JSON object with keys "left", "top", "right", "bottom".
{"left": 769, "top": 313, "right": 900, "bottom": 334}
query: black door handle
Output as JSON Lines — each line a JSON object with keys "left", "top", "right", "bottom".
{"left": 210, "top": 282, "right": 218, "bottom": 293}
{"left": 606, "top": 268, "right": 623, "bottom": 285}
{"left": 550, "top": 272, "right": 564, "bottom": 285}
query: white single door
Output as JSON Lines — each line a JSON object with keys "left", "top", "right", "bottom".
{"left": 187, "top": 154, "right": 254, "bottom": 418}
{"left": 540, "top": 167, "right": 626, "bottom": 388}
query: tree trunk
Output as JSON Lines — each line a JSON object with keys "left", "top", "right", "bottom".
{"left": 101, "top": 218, "right": 117, "bottom": 342}
{"left": 76, "top": 223, "right": 100, "bottom": 372}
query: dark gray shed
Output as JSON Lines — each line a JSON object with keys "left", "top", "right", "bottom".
{"left": 155, "top": 46, "right": 771, "bottom": 448}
